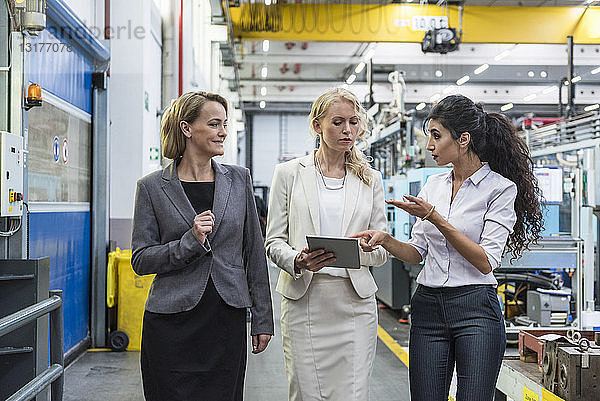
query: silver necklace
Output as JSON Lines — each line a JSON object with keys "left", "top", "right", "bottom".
{"left": 315, "top": 154, "right": 346, "bottom": 190}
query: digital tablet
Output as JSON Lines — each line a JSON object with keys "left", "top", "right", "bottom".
{"left": 306, "top": 235, "right": 361, "bottom": 269}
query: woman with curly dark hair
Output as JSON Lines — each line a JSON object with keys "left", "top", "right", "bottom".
{"left": 351, "top": 94, "right": 542, "bottom": 401}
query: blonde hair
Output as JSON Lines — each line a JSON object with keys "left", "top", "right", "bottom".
{"left": 309, "top": 87, "right": 373, "bottom": 186}
{"left": 161, "top": 91, "right": 228, "bottom": 159}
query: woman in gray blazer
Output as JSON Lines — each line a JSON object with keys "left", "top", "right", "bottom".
{"left": 131, "top": 91, "right": 274, "bottom": 401}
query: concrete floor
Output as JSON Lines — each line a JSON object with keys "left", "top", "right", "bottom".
{"left": 63, "top": 264, "right": 411, "bottom": 400}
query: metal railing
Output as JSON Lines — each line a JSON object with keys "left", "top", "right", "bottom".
{"left": 0, "top": 290, "right": 64, "bottom": 401}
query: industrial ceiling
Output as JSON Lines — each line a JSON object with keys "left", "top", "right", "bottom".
{"left": 219, "top": 1, "right": 600, "bottom": 116}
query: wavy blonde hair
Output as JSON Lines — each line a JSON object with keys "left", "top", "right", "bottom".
{"left": 309, "top": 87, "right": 373, "bottom": 186}
{"left": 161, "top": 91, "right": 228, "bottom": 159}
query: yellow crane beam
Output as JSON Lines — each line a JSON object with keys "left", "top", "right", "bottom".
{"left": 228, "top": 4, "right": 600, "bottom": 45}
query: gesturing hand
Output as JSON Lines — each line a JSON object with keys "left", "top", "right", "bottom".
{"left": 387, "top": 195, "right": 434, "bottom": 220}
{"left": 294, "top": 247, "right": 336, "bottom": 273}
{"left": 193, "top": 210, "right": 215, "bottom": 245}
{"left": 349, "top": 230, "right": 389, "bottom": 252}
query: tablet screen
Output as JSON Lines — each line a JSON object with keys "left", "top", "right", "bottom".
{"left": 306, "top": 235, "right": 361, "bottom": 269}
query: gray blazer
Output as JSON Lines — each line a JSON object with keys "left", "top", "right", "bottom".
{"left": 131, "top": 159, "right": 274, "bottom": 336}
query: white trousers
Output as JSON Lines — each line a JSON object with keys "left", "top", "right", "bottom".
{"left": 280, "top": 274, "right": 378, "bottom": 401}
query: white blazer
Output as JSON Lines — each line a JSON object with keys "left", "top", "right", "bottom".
{"left": 265, "top": 153, "right": 388, "bottom": 300}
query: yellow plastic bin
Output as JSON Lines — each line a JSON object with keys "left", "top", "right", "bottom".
{"left": 106, "top": 248, "right": 155, "bottom": 351}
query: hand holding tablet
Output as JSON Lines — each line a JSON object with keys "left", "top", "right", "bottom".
{"left": 294, "top": 247, "right": 336, "bottom": 273}
{"left": 306, "top": 235, "right": 361, "bottom": 269}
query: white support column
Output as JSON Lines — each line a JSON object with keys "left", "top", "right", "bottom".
{"left": 573, "top": 167, "right": 583, "bottom": 327}
{"left": 6, "top": 32, "right": 27, "bottom": 260}
{"left": 161, "top": 0, "right": 179, "bottom": 106}
{"left": 572, "top": 168, "right": 581, "bottom": 239}
{"left": 583, "top": 148, "right": 597, "bottom": 311}
{"left": 9, "top": 33, "right": 23, "bottom": 140}
{"left": 210, "top": 41, "right": 221, "bottom": 93}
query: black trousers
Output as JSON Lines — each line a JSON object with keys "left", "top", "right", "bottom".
{"left": 409, "top": 284, "right": 506, "bottom": 401}
{"left": 141, "top": 278, "right": 247, "bottom": 401}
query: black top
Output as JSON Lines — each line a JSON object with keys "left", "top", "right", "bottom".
{"left": 181, "top": 181, "right": 215, "bottom": 214}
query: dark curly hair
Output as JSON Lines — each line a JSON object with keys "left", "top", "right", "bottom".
{"left": 424, "top": 95, "right": 543, "bottom": 260}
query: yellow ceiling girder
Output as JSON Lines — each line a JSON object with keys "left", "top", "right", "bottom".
{"left": 229, "top": 4, "right": 600, "bottom": 44}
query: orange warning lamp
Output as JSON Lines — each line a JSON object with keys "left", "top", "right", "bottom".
{"left": 25, "top": 83, "right": 42, "bottom": 110}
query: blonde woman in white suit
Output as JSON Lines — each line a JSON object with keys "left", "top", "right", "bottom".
{"left": 265, "top": 87, "right": 387, "bottom": 401}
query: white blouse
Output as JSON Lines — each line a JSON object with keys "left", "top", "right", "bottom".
{"left": 316, "top": 172, "right": 349, "bottom": 278}
{"left": 407, "top": 164, "right": 517, "bottom": 287}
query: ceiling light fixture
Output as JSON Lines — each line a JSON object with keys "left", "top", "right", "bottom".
{"left": 262, "top": 40, "right": 270, "bottom": 52}
{"left": 346, "top": 74, "right": 356, "bottom": 84}
{"left": 591, "top": 67, "right": 600, "bottom": 75}
{"left": 456, "top": 75, "right": 470, "bottom": 85}
{"left": 524, "top": 94, "right": 537, "bottom": 101}
{"left": 355, "top": 62, "right": 366, "bottom": 74}
{"left": 443, "top": 85, "right": 456, "bottom": 94}
{"left": 494, "top": 50, "right": 511, "bottom": 61}
{"left": 584, "top": 104, "right": 599, "bottom": 112}
{"left": 542, "top": 86, "right": 558, "bottom": 94}
{"left": 260, "top": 86, "right": 267, "bottom": 96}
{"left": 540, "top": 71, "right": 548, "bottom": 78}
{"left": 363, "top": 47, "right": 376, "bottom": 60}
{"left": 265, "top": 0, "right": 272, "bottom": 5}
{"left": 261, "top": 65, "right": 268, "bottom": 78}
{"left": 474, "top": 64, "right": 489, "bottom": 75}
{"left": 571, "top": 76, "right": 582, "bottom": 83}
{"left": 435, "top": 70, "right": 443, "bottom": 78}
{"left": 527, "top": 71, "right": 535, "bottom": 78}
{"left": 416, "top": 102, "right": 426, "bottom": 110}
{"left": 500, "top": 103, "right": 514, "bottom": 112}
{"left": 259, "top": 100, "right": 266, "bottom": 109}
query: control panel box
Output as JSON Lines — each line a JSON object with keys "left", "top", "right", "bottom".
{"left": 527, "top": 289, "right": 570, "bottom": 326}
{"left": 0, "top": 131, "right": 24, "bottom": 217}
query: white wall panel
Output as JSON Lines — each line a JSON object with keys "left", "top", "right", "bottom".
{"left": 109, "top": 0, "right": 159, "bottom": 221}
{"left": 142, "top": 1, "right": 162, "bottom": 177}
{"left": 286, "top": 114, "right": 314, "bottom": 157}
{"left": 252, "top": 113, "right": 314, "bottom": 187}
{"left": 252, "top": 114, "right": 279, "bottom": 186}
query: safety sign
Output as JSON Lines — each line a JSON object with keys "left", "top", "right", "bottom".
{"left": 62, "top": 138, "right": 69, "bottom": 164}
{"left": 53, "top": 136, "right": 60, "bottom": 162}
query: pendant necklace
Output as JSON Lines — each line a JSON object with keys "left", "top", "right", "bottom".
{"left": 315, "top": 154, "right": 346, "bottom": 190}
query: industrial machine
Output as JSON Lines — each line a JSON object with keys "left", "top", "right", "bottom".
{"left": 375, "top": 167, "right": 449, "bottom": 310}
{"left": 371, "top": 258, "right": 413, "bottom": 311}
{"left": 497, "top": 112, "right": 600, "bottom": 337}
{"left": 382, "top": 168, "right": 448, "bottom": 242}
{"left": 527, "top": 289, "right": 571, "bottom": 326}
{"left": 540, "top": 333, "right": 600, "bottom": 401}
{"left": 555, "top": 346, "right": 600, "bottom": 401}
{"left": 382, "top": 175, "right": 406, "bottom": 240}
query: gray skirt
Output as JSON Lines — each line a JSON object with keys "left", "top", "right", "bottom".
{"left": 280, "top": 274, "right": 378, "bottom": 401}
